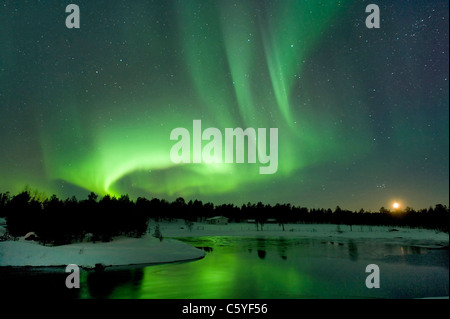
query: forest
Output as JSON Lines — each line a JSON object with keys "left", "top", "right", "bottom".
{"left": 0, "top": 190, "right": 448, "bottom": 245}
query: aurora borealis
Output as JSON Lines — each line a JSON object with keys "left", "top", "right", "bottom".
{"left": 0, "top": 1, "right": 448, "bottom": 211}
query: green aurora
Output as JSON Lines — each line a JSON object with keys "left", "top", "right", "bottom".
{"left": 0, "top": 1, "right": 448, "bottom": 210}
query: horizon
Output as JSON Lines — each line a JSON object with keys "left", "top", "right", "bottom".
{"left": 1, "top": 187, "right": 448, "bottom": 213}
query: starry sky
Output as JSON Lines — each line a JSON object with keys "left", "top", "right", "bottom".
{"left": 0, "top": 0, "right": 448, "bottom": 211}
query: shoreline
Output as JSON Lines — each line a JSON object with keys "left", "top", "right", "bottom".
{"left": 160, "top": 221, "right": 449, "bottom": 245}
{"left": 0, "top": 234, "right": 205, "bottom": 268}
{"left": 0, "top": 221, "right": 448, "bottom": 268}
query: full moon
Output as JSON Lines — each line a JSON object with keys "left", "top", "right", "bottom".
{"left": 393, "top": 202, "right": 400, "bottom": 209}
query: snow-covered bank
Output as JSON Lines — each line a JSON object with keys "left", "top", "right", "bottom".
{"left": 1, "top": 221, "right": 447, "bottom": 268}
{"left": 159, "top": 221, "right": 449, "bottom": 247}
{"left": 0, "top": 226, "right": 6, "bottom": 237}
{"left": 0, "top": 217, "right": 6, "bottom": 237}
{"left": 0, "top": 235, "right": 205, "bottom": 268}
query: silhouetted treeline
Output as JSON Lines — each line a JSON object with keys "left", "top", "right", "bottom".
{"left": 0, "top": 191, "right": 147, "bottom": 245}
{"left": 0, "top": 190, "right": 448, "bottom": 245}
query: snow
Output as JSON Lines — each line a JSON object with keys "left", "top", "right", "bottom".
{"left": 0, "top": 226, "right": 6, "bottom": 237}
{"left": 158, "top": 220, "right": 449, "bottom": 247}
{"left": 0, "top": 218, "right": 7, "bottom": 237}
{"left": 0, "top": 220, "right": 447, "bottom": 268}
{"left": 0, "top": 235, "right": 205, "bottom": 268}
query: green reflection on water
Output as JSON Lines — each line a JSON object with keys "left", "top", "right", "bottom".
{"left": 105, "top": 237, "right": 330, "bottom": 299}
{"left": 74, "top": 237, "right": 448, "bottom": 299}
{"left": 1, "top": 237, "right": 447, "bottom": 299}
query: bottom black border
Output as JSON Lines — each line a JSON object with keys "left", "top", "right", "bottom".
{"left": 8, "top": 299, "right": 448, "bottom": 318}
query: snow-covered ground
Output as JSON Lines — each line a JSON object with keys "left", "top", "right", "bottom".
{"left": 0, "top": 226, "right": 6, "bottom": 237}
{"left": 0, "top": 219, "right": 447, "bottom": 268}
{"left": 158, "top": 220, "right": 449, "bottom": 247}
{"left": 0, "top": 217, "right": 6, "bottom": 237}
{"left": 0, "top": 235, "right": 205, "bottom": 268}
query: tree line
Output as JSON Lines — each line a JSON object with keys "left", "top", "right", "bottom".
{"left": 0, "top": 190, "right": 448, "bottom": 245}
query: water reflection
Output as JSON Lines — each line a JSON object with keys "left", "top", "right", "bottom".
{"left": 256, "top": 237, "right": 266, "bottom": 259}
{"left": 348, "top": 240, "right": 359, "bottom": 262}
{"left": 86, "top": 268, "right": 144, "bottom": 298}
{"left": 128, "top": 237, "right": 447, "bottom": 299}
{"left": 0, "top": 267, "right": 82, "bottom": 299}
{"left": 257, "top": 250, "right": 266, "bottom": 259}
{"left": 277, "top": 237, "right": 288, "bottom": 260}
{"left": 195, "top": 246, "right": 214, "bottom": 253}
{"left": 0, "top": 237, "right": 448, "bottom": 299}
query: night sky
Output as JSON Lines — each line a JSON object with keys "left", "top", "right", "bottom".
{"left": 0, "top": 0, "right": 448, "bottom": 211}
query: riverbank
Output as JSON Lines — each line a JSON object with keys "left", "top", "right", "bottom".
{"left": 0, "top": 220, "right": 447, "bottom": 268}
{"left": 0, "top": 235, "right": 205, "bottom": 268}
{"left": 159, "top": 220, "right": 449, "bottom": 248}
